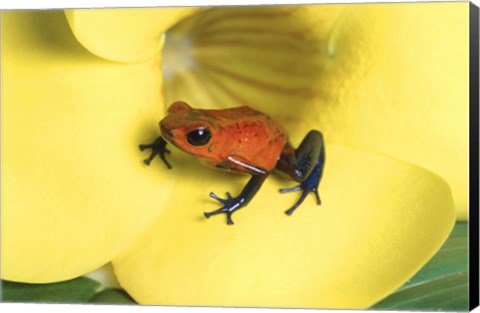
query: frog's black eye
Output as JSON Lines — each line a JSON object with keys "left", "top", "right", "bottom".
{"left": 187, "top": 128, "right": 211, "bottom": 146}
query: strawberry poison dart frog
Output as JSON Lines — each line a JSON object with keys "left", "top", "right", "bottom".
{"left": 140, "top": 101, "right": 325, "bottom": 225}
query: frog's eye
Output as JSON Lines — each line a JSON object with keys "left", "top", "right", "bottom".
{"left": 186, "top": 128, "right": 211, "bottom": 146}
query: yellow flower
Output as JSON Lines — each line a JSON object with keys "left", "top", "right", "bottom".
{"left": 1, "top": 2, "right": 467, "bottom": 308}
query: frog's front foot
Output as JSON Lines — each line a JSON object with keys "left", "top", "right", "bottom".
{"left": 204, "top": 192, "right": 244, "bottom": 225}
{"left": 139, "top": 137, "right": 172, "bottom": 169}
{"left": 280, "top": 161, "right": 322, "bottom": 215}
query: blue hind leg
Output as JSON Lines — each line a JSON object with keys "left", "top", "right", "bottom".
{"left": 276, "top": 130, "right": 325, "bottom": 215}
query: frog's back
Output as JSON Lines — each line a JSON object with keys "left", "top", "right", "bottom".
{"left": 208, "top": 106, "right": 288, "bottom": 172}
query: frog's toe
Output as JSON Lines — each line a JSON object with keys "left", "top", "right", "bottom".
{"left": 159, "top": 155, "right": 172, "bottom": 169}
{"left": 281, "top": 183, "right": 321, "bottom": 215}
{"left": 209, "top": 192, "right": 233, "bottom": 204}
{"left": 139, "top": 144, "right": 149, "bottom": 151}
{"left": 314, "top": 189, "right": 321, "bottom": 205}
{"left": 204, "top": 207, "right": 235, "bottom": 225}
{"left": 203, "top": 210, "right": 216, "bottom": 219}
{"left": 143, "top": 158, "right": 152, "bottom": 166}
{"left": 283, "top": 186, "right": 309, "bottom": 215}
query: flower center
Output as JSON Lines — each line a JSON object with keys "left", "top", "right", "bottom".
{"left": 162, "top": 33, "right": 196, "bottom": 82}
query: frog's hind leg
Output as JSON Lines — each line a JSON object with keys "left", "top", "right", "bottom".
{"left": 276, "top": 130, "right": 325, "bottom": 215}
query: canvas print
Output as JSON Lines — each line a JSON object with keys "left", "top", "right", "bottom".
{"left": 1, "top": 2, "right": 478, "bottom": 311}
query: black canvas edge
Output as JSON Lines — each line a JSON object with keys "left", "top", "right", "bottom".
{"left": 470, "top": 1, "right": 480, "bottom": 311}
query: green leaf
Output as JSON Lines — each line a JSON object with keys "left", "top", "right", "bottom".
{"left": 372, "top": 273, "right": 468, "bottom": 310}
{"left": 371, "top": 222, "right": 469, "bottom": 310}
{"left": 88, "top": 288, "right": 136, "bottom": 304}
{"left": 1, "top": 277, "right": 102, "bottom": 303}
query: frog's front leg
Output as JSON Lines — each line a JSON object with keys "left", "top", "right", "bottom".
{"left": 139, "top": 136, "right": 172, "bottom": 168}
{"left": 205, "top": 156, "right": 268, "bottom": 225}
{"left": 276, "top": 130, "right": 325, "bottom": 215}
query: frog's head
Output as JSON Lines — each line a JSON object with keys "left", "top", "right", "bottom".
{"left": 160, "top": 101, "right": 220, "bottom": 162}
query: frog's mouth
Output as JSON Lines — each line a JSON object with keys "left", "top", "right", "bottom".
{"left": 159, "top": 123, "right": 185, "bottom": 152}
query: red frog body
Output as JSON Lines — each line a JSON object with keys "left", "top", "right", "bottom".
{"left": 160, "top": 102, "right": 288, "bottom": 173}
{"left": 140, "top": 101, "right": 325, "bottom": 225}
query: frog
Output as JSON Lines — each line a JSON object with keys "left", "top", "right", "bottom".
{"left": 140, "top": 101, "right": 325, "bottom": 225}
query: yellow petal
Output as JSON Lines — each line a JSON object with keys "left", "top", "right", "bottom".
{"left": 113, "top": 144, "right": 455, "bottom": 308}
{"left": 310, "top": 2, "right": 470, "bottom": 219}
{"left": 1, "top": 11, "right": 173, "bottom": 282}
{"left": 65, "top": 7, "right": 199, "bottom": 63}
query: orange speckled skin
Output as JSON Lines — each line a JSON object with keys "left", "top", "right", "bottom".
{"left": 160, "top": 102, "right": 288, "bottom": 173}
